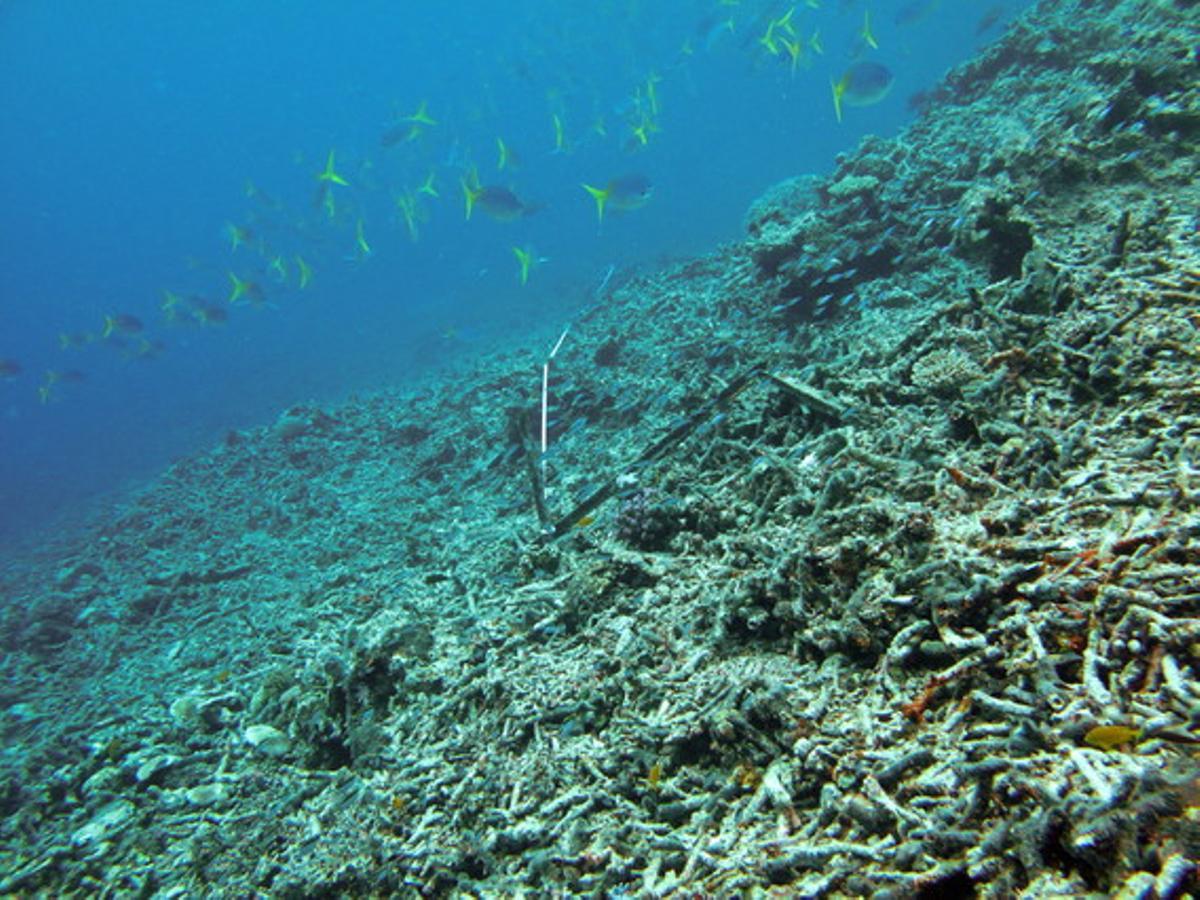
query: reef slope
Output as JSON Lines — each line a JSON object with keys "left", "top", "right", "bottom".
{"left": 2, "top": 0, "right": 1199, "bottom": 895}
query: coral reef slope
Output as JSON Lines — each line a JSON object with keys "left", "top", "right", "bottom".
{"left": 1, "top": 0, "right": 1198, "bottom": 895}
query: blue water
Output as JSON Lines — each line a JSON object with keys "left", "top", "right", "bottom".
{"left": 0, "top": 0, "right": 1026, "bottom": 547}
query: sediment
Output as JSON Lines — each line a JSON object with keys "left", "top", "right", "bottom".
{"left": 2, "top": 0, "right": 1198, "bottom": 895}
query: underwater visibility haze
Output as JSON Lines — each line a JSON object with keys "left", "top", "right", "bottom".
{"left": 8, "top": 0, "right": 1200, "bottom": 895}
{"left": 0, "top": 0, "right": 1022, "bottom": 547}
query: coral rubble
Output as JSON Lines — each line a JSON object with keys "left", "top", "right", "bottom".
{"left": 2, "top": 0, "right": 1199, "bottom": 896}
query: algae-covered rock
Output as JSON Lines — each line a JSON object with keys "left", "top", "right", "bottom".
{"left": 910, "top": 348, "right": 986, "bottom": 395}
{"left": 133, "top": 753, "right": 180, "bottom": 785}
{"left": 744, "top": 174, "right": 823, "bottom": 237}
{"left": 744, "top": 175, "right": 824, "bottom": 273}
{"left": 54, "top": 560, "right": 103, "bottom": 591}
{"left": 826, "top": 173, "right": 881, "bottom": 200}
{"left": 168, "top": 695, "right": 201, "bottom": 728}
{"left": 272, "top": 409, "right": 311, "bottom": 441}
{"left": 71, "top": 799, "right": 136, "bottom": 855}
{"left": 185, "top": 782, "right": 232, "bottom": 807}
{"left": 80, "top": 765, "right": 123, "bottom": 799}
{"left": 244, "top": 723, "right": 290, "bottom": 757}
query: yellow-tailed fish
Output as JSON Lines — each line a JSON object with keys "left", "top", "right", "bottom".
{"left": 513, "top": 246, "right": 534, "bottom": 285}
{"left": 403, "top": 100, "right": 437, "bottom": 126}
{"left": 395, "top": 191, "right": 422, "bottom": 241}
{"left": 581, "top": 174, "right": 653, "bottom": 223}
{"left": 861, "top": 10, "right": 879, "bottom": 49}
{"left": 160, "top": 290, "right": 184, "bottom": 322}
{"left": 316, "top": 150, "right": 349, "bottom": 187}
{"left": 831, "top": 61, "right": 895, "bottom": 122}
{"left": 462, "top": 181, "right": 537, "bottom": 222}
{"left": 551, "top": 112, "right": 567, "bottom": 153}
{"left": 227, "top": 272, "right": 265, "bottom": 305}
{"left": 267, "top": 255, "right": 288, "bottom": 282}
{"left": 295, "top": 255, "right": 313, "bottom": 289}
{"left": 355, "top": 218, "right": 371, "bottom": 257}
{"left": 102, "top": 313, "right": 144, "bottom": 338}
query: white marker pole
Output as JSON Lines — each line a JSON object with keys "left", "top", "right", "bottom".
{"left": 541, "top": 362, "right": 550, "bottom": 458}
{"left": 541, "top": 326, "right": 570, "bottom": 485}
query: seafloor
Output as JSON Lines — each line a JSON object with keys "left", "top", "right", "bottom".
{"left": 3, "top": 0, "right": 1200, "bottom": 896}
